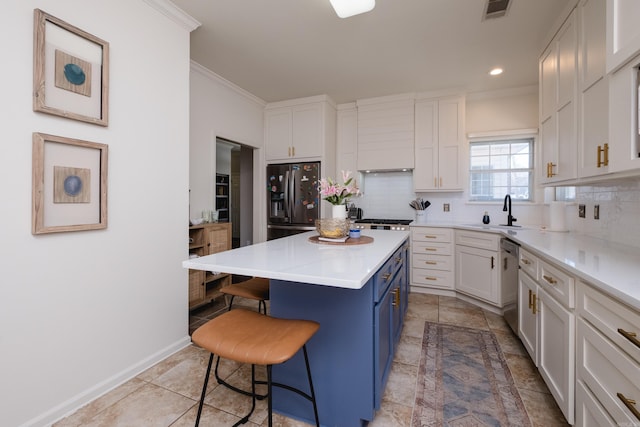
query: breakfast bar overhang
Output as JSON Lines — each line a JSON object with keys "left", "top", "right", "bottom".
{"left": 183, "top": 230, "right": 410, "bottom": 426}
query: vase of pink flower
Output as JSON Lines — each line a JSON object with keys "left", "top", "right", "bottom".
{"left": 318, "top": 170, "right": 360, "bottom": 219}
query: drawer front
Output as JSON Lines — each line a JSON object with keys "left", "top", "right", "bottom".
{"left": 577, "top": 319, "right": 640, "bottom": 425}
{"left": 411, "top": 227, "right": 452, "bottom": 243}
{"left": 578, "top": 282, "right": 640, "bottom": 365}
{"left": 519, "top": 248, "right": 539, "bottom": 280}
{"left": 455, "top": 229, "right": 500, "bottom": 251}
{"left": 374, "top": 246, "right": 404, "bottom": 302}
{"left": 539, "top": 259, "right": 575, "bottom": 309}
{"left": 576, "top": 380, "right": 617, "bottom": 427}
{"left": 413, "top": 241, "right": 452, "bottom": 256}
{"left": 412, "top": 268, "right": 454, "bottom": 290}
{"left": 411, "top": 253, "right": 452, "bottom": 272}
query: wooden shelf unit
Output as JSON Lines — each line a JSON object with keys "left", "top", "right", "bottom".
{"left": 188, "top": 222, "right": 232, "bottom": 309}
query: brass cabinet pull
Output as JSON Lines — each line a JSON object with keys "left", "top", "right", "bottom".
{"left": 440, "top": 177, "right": 443, "bottom": 187}
{"left": 491, "top": 256, "right": 495, "bottom": 269}
{"left": 425, "top": 276, "right": 437, "bottom": 281}
{"left": 522, "top": 258, "right": 531, "bottom": 265}
{"left": 504, "top": 257, "right": 508, "bottom": 271}
{"left": 424, "top": 248, "right": 437, "bottom": 251}
{"left": 597, "top": 145, "right": 604, "bottom": 168}
{"left": 395, "top": 288, "right": 401, "bottom": 307}
{"left": 434, "top": 177, "right": 438, "bottom": 187}
{"left": 424, "top": 235, "right": 437, "bottom": 239}
{"left": 425, "top": 261, "right": 437, "bottom": 265}
{"left": 604, "top": 142, "right": 609, "bottom": 166}
{"left": 618, "top": 328, "right": 640, "bottom": 349}
{"left": 292, "top": 146, "right": 295, "bottom": 157}
{"left": 382, "top": 273, "right": 392, "bottom": 280}
{"left": 528, "top": 289, "right": 533, "bottom": 309}
{"left": 532, "top": 293, "right": 537, "bottom": 314}
{"left": 617, "top": 392, "right": 640, "bottom": 421}
{"left": 549, "top": 162, "right": 556, "bottom": 177}
{"left": 543, "top": 275, "right": 557, "bottom": 285}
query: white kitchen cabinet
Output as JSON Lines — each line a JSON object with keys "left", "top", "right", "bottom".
{"left": 608, "top": 52, "right": 640, "bottom": 173}
{"left": 578, "top": 0, "right": 610, "bottom": 178}
{"left": 413, "top": 96, "right": 464, "bottom": 191}
{"left": 518, "top": 270, "right": 539, "bottom": 364}
{"left": 539, "top": 9, "right": 578, "bottom": 184}
{"left": 356, "top": 96, "right": 415, "bottom": 171}
{"left": 576, "top": 369, "right": 617, "bottom": 426}
{"left": 576, "top": 281, "right": 640, "bottom": 425}
{"left": 410, "top": 227, "right": 454, "bottom": 291}
{"left": 336, "top": 103, "right": 358, "bottom": 176}
{"left": 265, "top": 96, "right": 336, "bottom": 163}
{"left": 538, "top": 287, "right": 575, "bottom": 424}
{"left": 606, "top": 0, "right": 640, "bottom": 73}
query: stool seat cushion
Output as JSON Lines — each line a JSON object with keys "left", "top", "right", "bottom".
{"left": 192, "top": 309, "right": 319, "bottom": 365}
{"left": 220, "top": 277, "right": 269, "bottom": 301}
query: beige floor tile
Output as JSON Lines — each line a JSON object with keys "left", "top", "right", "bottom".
{"left": 137, "top": 345, "right": 205, "bottom": 382}
{"left": 484, "top": 309, "right": 512, "bottom": 332}
{"left": 406, "top": 301, "right": 439, "bottom": 321}
{"left": 408, "top": 292, "right": 439, "bottom": 305}
{"left": 369, "top": 400, "right": 413, "bottom": 427}
{"left": 394, "top": 334, "right": 422, "bottom": 366}
{"left": 438, "top": 295, "right": 480, "bottom": 310}
{"left": 150, "top": 351, "right": 218, "bottom": 400}
{"left": 261, "top": 412, "right": 315, "bottom": 426}
{"left": 402, "top": 317, "right": 430, "bottom": 339}
{"left": 438, "top": 304, "right": 489, "bottom": 330}
{"left": 79, "top": 383, "right": 195, "bottom": 427}
{"left": 504, "top": 353, "right": 549, "bottom": 394}
{"left": 381, "top": 362, "right": 418, "bottom": 407}
{"left": 518, "top": 388, "right": 569, "bottom": 427}
{"left": 204, "top": 369, "right": 269, "bottom": 425}
{"left": 170, "top": 403, "right": 248, "bottom": 426}
{"left": 493, "top": 328, "right": 527, "bottom": 356}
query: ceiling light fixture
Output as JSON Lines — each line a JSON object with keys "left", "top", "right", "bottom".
{"left": 330, "top": 0, "right": 375, "bottom": 18}
{"left": 489, "top": 68, "right": 503, "bottom": 76}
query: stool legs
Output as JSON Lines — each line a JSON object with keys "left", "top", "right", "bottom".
{"left": 194, "top": 354, "right": 214, "bottom": 427}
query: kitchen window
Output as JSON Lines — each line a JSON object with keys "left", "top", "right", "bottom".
{"left": 469, "top": 138, "right": 533, "bottom": 201}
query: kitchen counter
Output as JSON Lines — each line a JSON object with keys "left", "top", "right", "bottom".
{"left": 411, "top": 221, "right": 640, "bottom": 311}
{"left": 183, "top": 229, "right": 409, "bottom": 289}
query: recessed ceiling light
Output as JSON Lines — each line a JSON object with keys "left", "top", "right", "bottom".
{"left": 489, "top": 68, "right": 503, "bottom": 76}
{"left": 330, "top": 0, "right": 375, "bottom": 18}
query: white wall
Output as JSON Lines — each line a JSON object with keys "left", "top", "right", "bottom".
{"left": 189, "top": 63, "right": 266, "bottom": 240}
{"left": 0, "top": 2, "right": 195, "bottom": 426}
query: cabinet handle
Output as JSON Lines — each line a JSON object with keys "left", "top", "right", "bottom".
{"left": 434, "top": 177, "right": 438, "bottom": 187}
{"left": 392, "top": 288, "right": 401, "bottom": 307}
{"left": 542, "top": 275, "right": 557, "bottom": 285}
{"left": 504, "top": 257, "right": 508, "bottom": 271}
{"left": 382, "top": 273, "right": 392, "bottom": 281}
{"left": 424, "top": 248, "right": 437, "bottom": 252}
{"left": 425, "top": 276, "right": 437, "bottom": 281}
{"left": 604, "top": 142, "right": 609, "bottom": 166}
{"left": 618, "top": 328, "right": 640, "bottom": 349}
{"left": 549, "top": 162, "right": 556, "bottom": 177}
{"left": 521, "top": 258, "right": 531, "bottom": 265}
{"left": 292, "top": 146, "right": 295, "bottom": 157}
{"left": 491, "top": 256, "right": 495, "bottom": 269}
{"left": 395, "top": 257, "right": 402, "bottom": 263}
{"left": 617, "top": 392, "right": 640, "bottom": 421}
{"left": 439, "top": 177, "right": 443, "bottom": 187}
{"left": 528, "top": 289, "right": 533, "bottom": 309}
{"left": 532, "top": 293, "right": 537, "bottom": 314}
{"left": 424, "top": 235, "right": 437, "bottom": 239}
{"left": 425, "top": 261, "right": 437, "bottom": 265}
{"left": 546, "top": 162, "right": 550, "bottom": 178}
{"left": 597, "top": 145, "right": 604, "bottom": 168}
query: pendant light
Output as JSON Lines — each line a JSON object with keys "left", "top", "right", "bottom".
{"left": 330, "top": 0, "right": 375, "bottom": 18}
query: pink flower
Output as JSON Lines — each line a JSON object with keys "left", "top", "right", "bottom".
{"left": 318, "top": 171, "right": 360, "bottom": 205}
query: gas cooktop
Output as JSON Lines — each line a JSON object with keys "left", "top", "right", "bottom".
{"left": 354, "top": 219, "right": 413, "bottom": 225}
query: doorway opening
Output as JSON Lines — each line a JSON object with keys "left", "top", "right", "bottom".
{"left": 216, "top": 137, "right": 254, "bottom": 249}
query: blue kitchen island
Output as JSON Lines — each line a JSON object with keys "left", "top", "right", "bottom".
{"left": 183, "top": 230, "right": 410, "bottom": 426}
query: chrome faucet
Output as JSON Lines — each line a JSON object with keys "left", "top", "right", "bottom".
{"left": 502, "top": 194, "right": 517, "bottom": 226}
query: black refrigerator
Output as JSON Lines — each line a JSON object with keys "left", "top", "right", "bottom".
{"left": 267, "top": 161, "right": 320, "bottom": 240}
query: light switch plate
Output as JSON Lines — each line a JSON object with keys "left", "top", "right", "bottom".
{"left": 578, "top": 204, "right": 586, "bottom": 218}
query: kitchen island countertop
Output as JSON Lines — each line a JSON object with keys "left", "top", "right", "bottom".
{"left": 183, "top": 229, "right": 409, "bottom": 289}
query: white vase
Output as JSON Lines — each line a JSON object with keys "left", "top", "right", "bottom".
{"left": 415, "top": 210, "right": 427, "bottom": 223}
{"left": 332, "top": 204, "right": 347, "bottom": 219}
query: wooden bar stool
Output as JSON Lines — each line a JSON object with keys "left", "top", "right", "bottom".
{"left": 220, "top": 277, "right": 270, "bottom": 314}
{"left": 192, "top": 308, "right": 320, "bottom": 427}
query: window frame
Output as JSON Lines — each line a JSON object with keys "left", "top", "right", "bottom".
{"left": 467, "top": 132, "right": 536, "bottom": 203}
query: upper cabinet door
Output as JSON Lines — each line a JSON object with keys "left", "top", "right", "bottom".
{"left": 414, "top": 100, "right": 438, "bottom": 191}
{"left": 292, "top": 103, "right": 323, "bottom": 159}
{"left": 265, "top": 108, "right": 293, "bottom": 161}
{"left": 606, "top": 0, "right": 640, "bottom": 73}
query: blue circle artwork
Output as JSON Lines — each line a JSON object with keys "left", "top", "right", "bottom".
{"left": 63, "top": 63, "right": 86, "bottom": 85}
{"left": 64, "top": 175, "right": 83, "bottom": 196}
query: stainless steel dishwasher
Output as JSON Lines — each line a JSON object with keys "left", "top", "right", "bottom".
{"left": 501, "top": 238, "right": 519, "bottom": 334}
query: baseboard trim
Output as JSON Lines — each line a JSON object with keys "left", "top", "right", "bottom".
{"left": 21, "top": 336, "right": 191, "bottom": 427}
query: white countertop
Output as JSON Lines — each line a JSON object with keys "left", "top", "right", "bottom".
{"left": 183, "top": 229, "right": 410, "bottom": 290}
{"left": 411, "top": 221, "right": 640, "bottom": 311}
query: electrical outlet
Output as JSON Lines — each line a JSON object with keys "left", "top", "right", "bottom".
{"left": 594, "top": 205, "right": 600, "bottom": 220}
{"left": 443, "top": 203, "right": 450, "bottom": 212}
{"left": 578, "top": 204, "right": 586, "bottom": 218}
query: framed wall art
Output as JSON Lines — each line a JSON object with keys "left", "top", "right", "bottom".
{"left": 33, "top": 9, "right": 109, "bottom": 126}
{"left": 32, "top": 132, "right": 108, "bottom": 234}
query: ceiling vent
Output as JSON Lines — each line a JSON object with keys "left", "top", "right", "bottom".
{"left": 483, "top": 0, "right": 511, "bottom": 20}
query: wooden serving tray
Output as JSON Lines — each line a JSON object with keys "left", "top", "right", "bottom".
{"left": 308, "top": 235, "right": 374, "bottom": 245}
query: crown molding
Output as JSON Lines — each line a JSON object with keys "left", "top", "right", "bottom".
{"left": 143, "top": 0, "right": 201, "bottom": 32}
{"left": 191, "top": 61, "right": 266, "bottom": 107}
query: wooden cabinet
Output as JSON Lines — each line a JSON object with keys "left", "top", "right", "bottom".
{"left": 414, "top": 96, "right": 464, "bottom": 191}
{"left": 264, "top": 95, "right": 336, "bottom": 163}
{"left": 539, "top": 9, "right": 578, "bottom": 184}
{"left": 606, "top": 0, "right": 640, "bottom": 73}
{"left": 576, "top": 282, "right": 640, "bottom": 425}
{"left": 188, "top": 222, "right": 232, "bottom": 309}
{"left": 410, "top": 226, "right": 454, "bottom": 291}
{"left": 578, "top": 0, "right": 610, "bottom": 178}
{"left": 356, "top": 96, "right": 415, "bottom": 171}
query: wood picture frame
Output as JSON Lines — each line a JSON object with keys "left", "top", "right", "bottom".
{"left": 33, "top": 9, "right": 109, "bottom": 126}
{"left": 32, "top": 133, "right": 108, "bottom": 234}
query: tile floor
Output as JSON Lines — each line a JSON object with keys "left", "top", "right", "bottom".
{"left": 54, "top": 293, "right": 569, "bottom": 426}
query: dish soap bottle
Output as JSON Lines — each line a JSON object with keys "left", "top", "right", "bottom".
{"left": 482, "top": 211, "right": 490, "bottom": 225}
